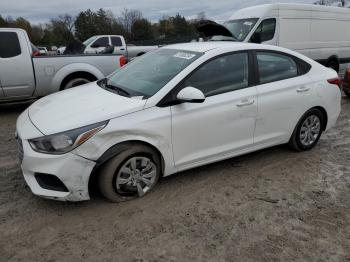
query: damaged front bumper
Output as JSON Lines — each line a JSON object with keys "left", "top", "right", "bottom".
{"left": 16, "top": 110, "right": 95, "bottom": 202}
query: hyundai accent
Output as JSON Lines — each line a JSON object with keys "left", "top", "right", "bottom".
{"left": 16, "top": 42, "right": 341, "bottom": 202}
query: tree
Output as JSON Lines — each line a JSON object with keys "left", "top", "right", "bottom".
{"left": 75, "top": 9, "right": 98, "bottom": 41}
{"left": 131, "top": 18, "right": 153, "bottom": 40}
{"left": 0, "top": 15, "right": 8, "bottom": 27}
{"left": 118, "top": 8, "right": 142, "bottom": 39}
{"left": 46, "top": 14, "right": 74, "bottom": 46}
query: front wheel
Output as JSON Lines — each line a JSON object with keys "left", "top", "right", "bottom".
{"left": 98, "top": 145, "right": 161, "bottom": 202}
{"left": 289, "top": 109, "right": 324, "bottom": 151}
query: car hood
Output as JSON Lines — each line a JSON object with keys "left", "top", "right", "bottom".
{"left": 28, "top": 82, "right": 146, "bottom": 135}
{"left": 196, "top": 20, "right": 233, "bottom": 38}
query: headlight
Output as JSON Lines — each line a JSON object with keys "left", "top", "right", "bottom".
{"left": 29, "top": 121, "right": 108, "bottom": 154}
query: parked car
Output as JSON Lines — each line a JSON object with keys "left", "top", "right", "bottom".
{"left": 16, "top": 42, "right": 341, "bottom": 202}
{"left": 0, "top": 28, "right": 125, "bottom": 102}
{"left": 58, "top": 35, "right": 159, "bottom": 60}
{"left": 197, "top": 3, "right": 350, "bottom": 75}
{"left": 37, "top": 46, "right": 48, "bottom": 55}
{"left": 342, "top": 68, "right": 350, "bottom": 97}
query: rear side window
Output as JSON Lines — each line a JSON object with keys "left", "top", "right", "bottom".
{"left": 92, "top": 37, "right": 109, "bottom": 47}
{"left": 0, "top": 32, "right": 21, "bottom": 58}
{"left": 257, "top": 52, "right": 298, "bottom": 84}
{"left": 182, "top": 52, "right": 249, "bottom": 97}
{"left": 111, "top": 37, "right": 122, "bottom": 47}
{"left": 251, "top": 18, "right": 276, "bottom": 42}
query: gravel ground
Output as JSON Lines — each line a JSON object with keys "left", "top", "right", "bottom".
{"left": 0, "top": 97, "right": 350, "bottom": 262}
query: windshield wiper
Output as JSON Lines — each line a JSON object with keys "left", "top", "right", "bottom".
{"left": 99, "top": 79, "right": 131, "bottom": 97}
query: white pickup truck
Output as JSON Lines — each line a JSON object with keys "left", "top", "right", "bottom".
{"left": 58, "top": 35, "right": 159, "bottom": 60}
{"left": 0, "top": 28, "right": 124, "bottom": 102}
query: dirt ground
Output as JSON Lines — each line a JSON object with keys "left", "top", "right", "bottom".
{"left": 0, "top": 97, "right": 350, "bottom": 262}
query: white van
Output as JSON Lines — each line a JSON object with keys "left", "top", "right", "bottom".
{"left": 198, "top": 4, "right": 350, "bottom": 74}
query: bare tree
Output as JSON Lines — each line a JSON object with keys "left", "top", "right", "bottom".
{"left": 118, "top": 8, "right": 142, "bottom": 35}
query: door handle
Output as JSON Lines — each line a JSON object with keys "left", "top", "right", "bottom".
{"left": 296, "top": 86, "right": 310, "bottom": 93}
{"left": 236, "top": 99, "right": 255, "bottom": 107}
{"left": 120, "top": 48, "right": 125, "bottom": 51}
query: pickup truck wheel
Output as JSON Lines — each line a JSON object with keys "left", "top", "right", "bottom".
{"left": 63, "top": 78, "right": 91, "bottom": 89}
{"left": 98, "top": 145, "right": 161, "bottom": 203}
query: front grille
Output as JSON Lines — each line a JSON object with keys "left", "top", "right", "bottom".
{"left": 15, "top": 133, "right": 24, "bottom": 163}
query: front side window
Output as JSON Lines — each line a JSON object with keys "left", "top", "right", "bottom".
{"left": 182, "top": 52, "right": 249, "bottom": 97}
{"left": 257, "top": 52, "right": 298, "bottom": 84}
{"left": 91, "top": 37, "right": 109, "bottom": 48}
{"left": 224, "top": 18, "right": 259, "bottom": 41}
{"left": 250, "top": 18, "right": 276, "bottom": 43}
{"left": 111, "top": 37, "right": 122, "bottom": 47}
{"left": 0, "top": 32, "right": 21, "bottom": 58}
{"left": 104, "top": 48, "right": 203, "bottom": 98}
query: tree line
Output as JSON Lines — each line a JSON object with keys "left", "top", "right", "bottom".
{"left": 0, "top": 8, "right": 204, "bottom": 46}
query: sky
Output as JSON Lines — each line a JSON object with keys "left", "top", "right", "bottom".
{"left": 0, "top": 0, "right": 316, "bottom": 24}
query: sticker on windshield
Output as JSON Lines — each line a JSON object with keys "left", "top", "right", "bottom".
{"left": 244, "top": 21, "right": 253, "bottom": 26}
{"left": 174, "top": 52, "right": 196, "bottom": 60}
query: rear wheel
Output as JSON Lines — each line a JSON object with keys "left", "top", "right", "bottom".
{"left": 63, "top": 77, "right": 91, "bottom": 89}
{"left": 98, "top": 145, "right": 161, "bottom": 202}
{"left": 289, "top": 109, "right": 324, "bottom": 151}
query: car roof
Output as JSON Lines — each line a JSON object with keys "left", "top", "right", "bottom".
{"left": 163, "top": 41, "right": 278, "bottom": 53}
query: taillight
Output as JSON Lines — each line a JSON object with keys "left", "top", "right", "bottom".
{"left": 32, "top": 50, "right": 40, "bottom": 57}
{"left": 327, "top": 77, "right": 342, "bottom": 88}
{"left": 119, "top": 56, "right": 127, "bottom": 67}
{"left": 343, "top": 69, "right": 350, "bottom": 88}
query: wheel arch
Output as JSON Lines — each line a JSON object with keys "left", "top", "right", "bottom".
{"left": 60, "top": 71, "right": 98, "bottom": 90}
{"left": 88, "top": 140, "right": 166, "bottom": 194}
{"left": 291, "top": 106, "right": 328, "bottom": 139}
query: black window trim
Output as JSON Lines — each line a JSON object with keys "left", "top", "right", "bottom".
{"left": 157, "top": 50, "right": 254, "bottom": 107}
{"left": 92, "top": 36, "right": 109, "bottom": 47}
{"left": 0, "top": 31, "right": 22, "bottom": 58}
{"left": 252, "top": 49, "right": 312, "bottom": 86}
{"left": 251, "top": 18, "right": 277, "bottom": 43}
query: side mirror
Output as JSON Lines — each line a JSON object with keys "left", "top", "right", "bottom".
{"left": 250, "top": 32, "right": 262, "bottom": 44}
{"left": 176, "top": 87, "right": 205, "bottom": 103}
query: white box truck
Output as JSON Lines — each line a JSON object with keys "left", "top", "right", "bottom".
{"left": 198, "top": 3, "right": 350, "bottom": 74}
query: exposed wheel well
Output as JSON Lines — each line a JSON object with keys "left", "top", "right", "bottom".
{"left": 60, "top": 71, "right": 97, "bottom": 90}
{"left": 88, "top": 140, "right": 165, "bottom": 196}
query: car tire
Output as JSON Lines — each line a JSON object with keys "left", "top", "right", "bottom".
{"left": 98, "top": 144, "right": 161, "bottom": 203}
{"left": 63, "top": 77, "right": 91, "bottom": 89}
{"left": 289, "top": 109, "right": 325, "bottom": 151}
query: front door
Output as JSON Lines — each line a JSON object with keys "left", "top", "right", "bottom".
{"left": 171, "top": 52, "right": 257, "bottom": 168}
{"left": 0, "top": 31, "right": 35, "bottom": 98}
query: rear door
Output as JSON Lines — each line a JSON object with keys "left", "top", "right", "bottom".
{"left": 111, "top": 36, "right": 126, "bottom": 55}
{"left": 0, "top": 31, "right": 35, "bottom": 98}
{"left": 253, "top": 50, "right": 314, "bottom": 145}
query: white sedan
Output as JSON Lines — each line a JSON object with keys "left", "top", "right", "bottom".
{"left": 16, "top": 42, "right": 341, "bottom": 202}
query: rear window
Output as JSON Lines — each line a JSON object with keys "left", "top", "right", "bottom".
{"left": 0, "top": 32, "right": 21, "bottom": 58}
{"left": 257, "top": 52, "right": 298, "bottom": 84}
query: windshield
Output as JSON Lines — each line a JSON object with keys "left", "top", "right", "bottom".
{"left": 83, "top": 36, "right": 98, "bottom": 46}
{"left": 104, "top": 48, "right": 203, "bottom": 98}
{"left": 224, "top": 18, "right": 259, "bottom": 41}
